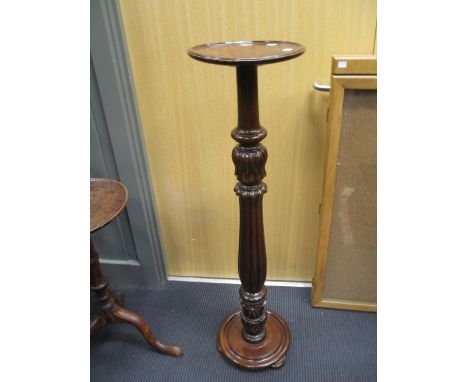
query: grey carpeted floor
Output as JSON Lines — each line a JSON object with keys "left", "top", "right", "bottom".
{"left": 91, "top": 282, "right": 376, "bottom": 382}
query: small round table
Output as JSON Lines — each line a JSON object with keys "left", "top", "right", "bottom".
{"left": 188, "top": 41, "right": 305, "bottom": 369}
{"left": 90, "top": 178, "right": 182, "bottom": 357}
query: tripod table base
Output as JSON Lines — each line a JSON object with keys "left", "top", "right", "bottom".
{"left": 218, "top": 310, "right": 290, "bottom": 369}
{"left": 90, "top": 291, "right": 183, "bottom": 357}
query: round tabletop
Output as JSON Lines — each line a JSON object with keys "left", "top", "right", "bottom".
{"left": 187, "top": 40, "right": 305, "bottom": 66}
{"left": 90, "top": 178, "right": 128, "bottom": 233}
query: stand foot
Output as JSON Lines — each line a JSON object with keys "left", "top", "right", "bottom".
{"left": 218, "top": 310, "right": 290, "bottom": 370}
{"left": 270, "top": 355, "right": 286, "bottom": 369}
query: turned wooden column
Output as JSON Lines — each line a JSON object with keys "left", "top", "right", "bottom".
{"left": 233, "top": 64, "right": 268, "bottom": 344}
{"left": 188, "top": 41, "right": 304, "bottom": 369}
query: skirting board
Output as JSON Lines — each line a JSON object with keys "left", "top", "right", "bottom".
{"left": 167, "top": 276, "right": 312, "bottom": 288}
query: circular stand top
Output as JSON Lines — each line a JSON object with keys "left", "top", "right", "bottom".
{"left": 187, "top": 40, "right": 305, "bottom": 66}
{"left": 90, "top": 178, "right": 128, "bottom": 233}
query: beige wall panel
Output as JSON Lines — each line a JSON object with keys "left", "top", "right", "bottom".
{"left": 119, "top": 0, "right": 376, "bottom": 280}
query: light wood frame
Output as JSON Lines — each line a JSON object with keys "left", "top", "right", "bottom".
{"left": 311, "top": 56, "right": 377, "bottom": 312}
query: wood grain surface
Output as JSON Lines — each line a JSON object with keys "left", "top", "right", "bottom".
{"left": 332, "top": 56, "right": 377, "bottom": 75}
{"left": 90, "top": 178, "right": 128, "bottom": 233}
{"left": 119, "top": 0, "right": 377, "bottom": 280}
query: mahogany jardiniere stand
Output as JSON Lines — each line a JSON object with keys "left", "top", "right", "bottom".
{"left": 187, "top": 41, "right": 305, "bottom": 369}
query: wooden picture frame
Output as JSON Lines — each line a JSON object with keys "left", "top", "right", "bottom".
{"left": 311, "top": 56, "right": 377, "bottom": 312}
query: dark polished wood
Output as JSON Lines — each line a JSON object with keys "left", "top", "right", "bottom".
{"left": 187, "top": 40, "right": 305, "bottom": 66}
{"left": 188, "top": 41, "right": 304, "bottom": 369}
{"left": 90, "top": 178, "right": 182, "bottom": 357}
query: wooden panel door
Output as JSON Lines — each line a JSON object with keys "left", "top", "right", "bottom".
{"left": 119, "top": 0, "right": 377, "bottom": 281}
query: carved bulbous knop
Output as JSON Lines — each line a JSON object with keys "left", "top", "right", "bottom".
{"left": 232, "top": 144, "right": 267, "bottom": 185}
{"left": 233, "top": 144, "right": 268, "bottom": 199}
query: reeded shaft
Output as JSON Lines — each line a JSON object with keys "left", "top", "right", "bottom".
{"left": 232, "top": 64, "right": 269, "bottom": 343}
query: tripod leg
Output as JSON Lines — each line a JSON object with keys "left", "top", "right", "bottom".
{"left": 112, "top": 306, "right": 183, "bottom": 357}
